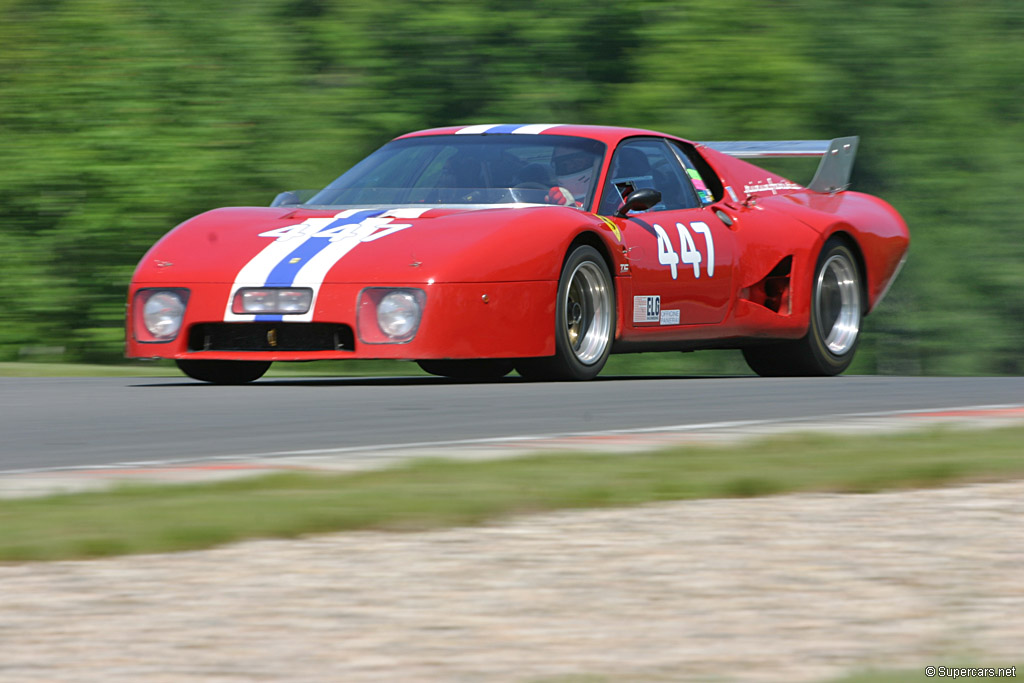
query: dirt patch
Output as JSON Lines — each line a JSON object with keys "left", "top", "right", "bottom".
{"left": 1, "top": 481, "right": 1022, "bottom": 682}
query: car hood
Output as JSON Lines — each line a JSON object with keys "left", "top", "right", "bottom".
{"left": 133, "top": 205, "right": 592, "bottom": 285}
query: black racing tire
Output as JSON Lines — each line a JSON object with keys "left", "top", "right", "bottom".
{"left": 416, "top": 359, "right": 515, "bottom": 380}
{"left": 743, "top": 238, "right": 863, "bottom": 377}
{"left": 176, "top": 359, "right": 272, "bottom": 384}
{"left": 515, "top": 244, "right": 614, "bottom": 381}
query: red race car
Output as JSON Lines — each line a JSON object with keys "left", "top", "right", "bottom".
{"left": 126, "top": 124, "right": 909, "bottom": 383}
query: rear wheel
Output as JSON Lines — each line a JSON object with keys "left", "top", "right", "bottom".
{"left": 743, "top": 238, "right": 863, "bottom": 377}
{"left": 516, "top": 245, "right": 614, "bottom": 381}
{"left": 417, "top": 359, "right": 514, "bottom": 380}
{"left": 176, "top": 359, "right": 271, "bottom": 384}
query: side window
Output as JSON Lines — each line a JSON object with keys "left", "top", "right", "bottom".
{"left": 669, "top": 141, "right": 723, "bottom": 204}
{"left": 597, "top": 138, "right": 701, "bottom": 215}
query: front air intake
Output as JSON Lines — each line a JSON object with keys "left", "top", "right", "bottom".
{"left": 187, "top": 323, "right": 355, "bottom": 352}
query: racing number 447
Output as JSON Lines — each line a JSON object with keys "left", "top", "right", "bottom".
{"left": 654, "top": 221, "right": 715, "bottom": 280}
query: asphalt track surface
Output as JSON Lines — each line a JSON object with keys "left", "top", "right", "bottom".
{"left": 1, "top": 374, "right": 1022, "bottom": 474}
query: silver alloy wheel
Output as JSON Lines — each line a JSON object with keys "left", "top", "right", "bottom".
{"left": 564, "top": 261, "right": 612, "bottom": 365}
{"left": 814, "top": 253, "right": 861, "bottom": 356}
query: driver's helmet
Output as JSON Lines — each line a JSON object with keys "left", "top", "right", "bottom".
{"left": 439, "top": 153, "right": 482, "bottom": 188}
{"left": 552, "top": 148, "right": 597, "bottom": 203}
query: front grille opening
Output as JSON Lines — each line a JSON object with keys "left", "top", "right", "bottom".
{"left": 187, "top": 323, "right": 355, "bottom": 352}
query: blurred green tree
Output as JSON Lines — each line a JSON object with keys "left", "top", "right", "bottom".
{"left": 0, "top": 0, "right": 1020, "bottom": 373}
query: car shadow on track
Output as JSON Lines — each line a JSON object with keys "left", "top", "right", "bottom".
{"left": 130, "top": 374, "right": 749, "bottom": 388}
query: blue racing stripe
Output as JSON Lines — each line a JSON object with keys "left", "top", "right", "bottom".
{"left": 262, "top": 236, "right": 332, "bottom": 288}
{"left": 485, "top": 124, "right": 527, "bottom": 134}
{"left": 254, "top": 209, "right": 384, "bottom": 321}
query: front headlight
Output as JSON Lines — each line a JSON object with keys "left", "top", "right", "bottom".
{"left": 232, "top": 287, "right": 313, "bottom": 314}
{"left": 135, "top": 289, "right": 188, "bottom": 342}
{"left": 358, "top": 288, "right": 426, "bottom": 344}
{"left": 377, "top": 291, "right": 421, "bottom": 338}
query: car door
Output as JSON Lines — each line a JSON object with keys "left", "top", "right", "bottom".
{"left": 598, "top": 137, "right": 734, "bottom": 330}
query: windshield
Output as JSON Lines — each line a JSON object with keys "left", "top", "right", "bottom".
{"left": 306, "top": 134, "right": 606, "bottom": 210}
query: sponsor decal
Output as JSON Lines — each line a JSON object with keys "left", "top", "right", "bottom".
{"left": 224, "top": 208, "right": 429, "bottom": 323}
{"left": 743, "top": 177, "right": 803, "bottom": 195}
{"left": 686, "top": 168, "right": 714, "bottom": 204}
{"left": 659, "top": 309, "right": 680, "bottom": 326}
{"left": 633, "top": 295, "right": 661, "bottom": 323}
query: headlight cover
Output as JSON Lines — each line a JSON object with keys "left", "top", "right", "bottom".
{"left": 232, "top": 287, "right": 313, "bottom": 314}
{"left": 358, "top": 288, "right": 426, "bottom": 344}
{"left": 134, "top": 288, "right": 189, "bottom": 342}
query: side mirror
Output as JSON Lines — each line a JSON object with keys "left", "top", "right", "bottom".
{"left": 270, "top": 190, "right": 318, "bottom": 207}
{"left": 614, "top": 188, "right": 662, "bottom": 218}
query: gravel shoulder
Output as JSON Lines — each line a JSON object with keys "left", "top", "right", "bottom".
{"left": 2, "top": 480, "right": 1022, "bottom": 682}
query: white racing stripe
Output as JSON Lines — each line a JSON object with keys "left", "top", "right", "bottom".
{"left": 224, "top": 215, "right": 343, "bottom": 322}
{"left": 224, "top": 208, "right": 429, "bottom": 323}
{"left": 455, "top": 123, "right": 561, "bottom": 135}
{"left": 510, "top": 123, "right": 560, "bottom": 134}
{"left": 455, "top": 124, "right": 501, "bottom": 135}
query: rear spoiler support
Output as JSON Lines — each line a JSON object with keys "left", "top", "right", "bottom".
{"left": 700, "top": 137, "right": 859, "bottom": 194}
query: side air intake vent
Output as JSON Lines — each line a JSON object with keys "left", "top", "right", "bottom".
{"left": 740, "top": 256, "right": 793, "bottom": 314}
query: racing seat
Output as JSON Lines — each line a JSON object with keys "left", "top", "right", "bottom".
{"left": 437, "top": 153, "right": 485, "bottom": 203}
{"left": 599, "top": 147, "right": 658, "bottom": 214}
{"left": 612, "top": 148, "right": 656, "bottom": 188}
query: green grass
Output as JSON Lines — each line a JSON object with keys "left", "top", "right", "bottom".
{"left": 521, "top": 662, "right": 1024, "bottom": 683}
{"left": 1, "top": 424, "right": 1023, "bottom": 562}
{"left": 0, "top": 361, "right": 182, "bottom": 377}
{"left": 531, "top": 671, "right": 1015, "bottom": 683}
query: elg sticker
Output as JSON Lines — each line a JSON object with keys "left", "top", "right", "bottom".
{"left": 633, "top": 296, "right": 660, "bottom": 323}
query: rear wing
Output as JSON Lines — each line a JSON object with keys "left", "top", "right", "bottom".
{"left": 700, "top": 137, "right": 859, "bottom": 194}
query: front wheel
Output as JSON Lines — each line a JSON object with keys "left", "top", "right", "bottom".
{"left": 176, "top": 359, "right": 271, "bottom": 384}
{"left": 516, "top": 245, "right": 614, "bottom": 381}
{"left": 743, "top": 239, "right": 863, "bottom": 377}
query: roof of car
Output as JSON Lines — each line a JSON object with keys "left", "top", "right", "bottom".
{"left": 398, "top": 124, "right": 688, "bottom": 146}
